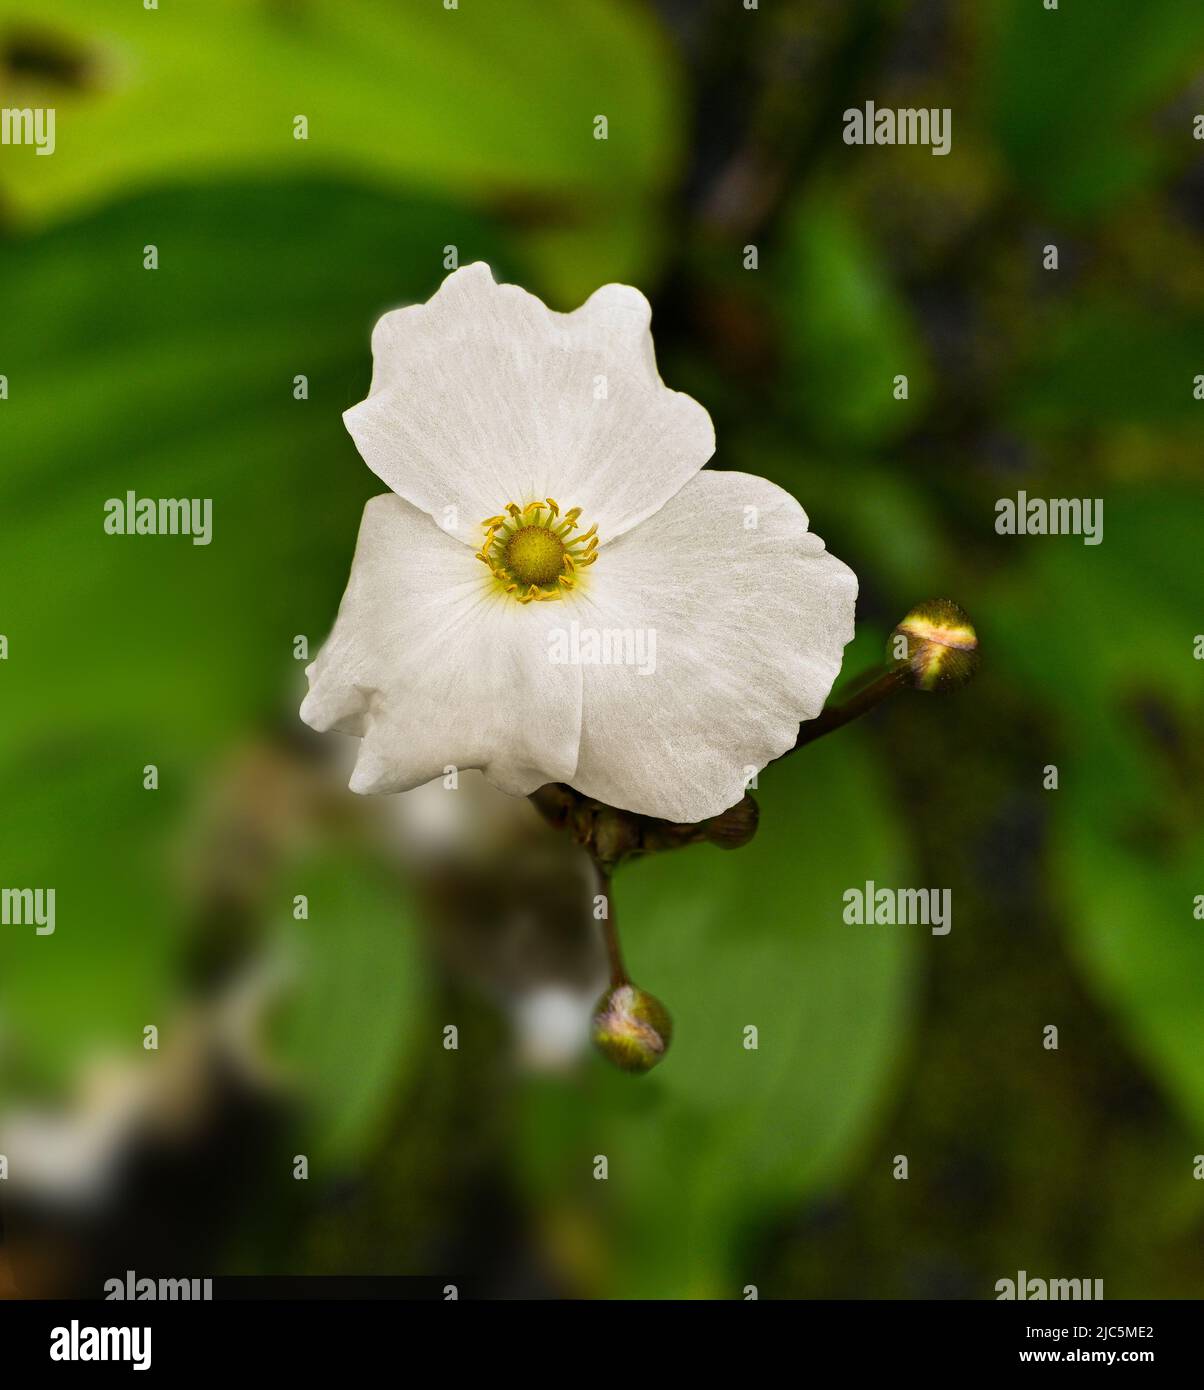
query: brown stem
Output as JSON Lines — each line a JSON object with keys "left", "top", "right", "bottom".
{"left": 594, "top": 864, "right": 629, "bottom": 988}
{"left": 788, "top": 666, "right": 906, "bottom": 754}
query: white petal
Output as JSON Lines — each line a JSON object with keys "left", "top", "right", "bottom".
{"left": 567, "top": 470, "right": 858, "bottom": 821}
{"left": 342, "top": 263, "right": 714, "bottom": 548}
{"left": 301, "top": 494, "right": 582, "bottom": 798}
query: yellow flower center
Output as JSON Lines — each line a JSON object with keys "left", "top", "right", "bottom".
{"left": 476, "top": 498, "right": 598, "bottom": 603}
{"left": 506, "top": 525, "right": 565, "bottom": 586}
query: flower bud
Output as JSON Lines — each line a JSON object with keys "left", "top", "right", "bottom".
{"left": 591, "top": 807, "right": 643, "bottom": 867}
{"left": 592, "top": 983, "right": 673, "bottom": 1073}
{"left": 888, "top": 599, "right": 979, "bottom": 692}
{"left": 703, "top": 793, "right": 760, "bottom": 850}
{"left": 528, "top": 782, "right": 577, "bottom": 829}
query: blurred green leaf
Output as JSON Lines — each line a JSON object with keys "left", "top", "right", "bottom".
{"left": 519, "top": 733, "right": 916, "bottom": 1297}
{"left": 986, "top": 487, "right": 1204, "bottom": 1130}
{"left": 1010, "top": 303, "right": 1204, "bottom": 430}
{"left": 0, "top": 179, "right": 502, "bottom": 1088}
{"left": 274, "top": 849, "right": 422, "bottom": 1167}
{"left": 0, "top": 0, "right": 680, "bottom": 294}
{"left": 0, "top": 179, "right": 503, "bottom": 750}
{"left": 0, "top": 739, "right": 180, "bottom": 1093}
{"left": 985, "top": 0, "right": 1204, "bottom": 216}
{"left": 783, "top": 191, "right": 929, "bottom": 448}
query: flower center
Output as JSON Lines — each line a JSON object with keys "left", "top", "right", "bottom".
{"left": 476, "top": 498, "right": 598, "bottom": 604}
{"left": 506, "top": 525, "right": 565, "bottom": 586}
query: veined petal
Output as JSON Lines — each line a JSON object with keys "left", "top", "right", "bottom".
{"left": 343, "top": 263, "right": 714, "bottom": 548}
{"left": 301, "top": 494, "right": 582, "bottom": 797}
{"left": 566, "top": 470, "right": 858, "bottom": 822}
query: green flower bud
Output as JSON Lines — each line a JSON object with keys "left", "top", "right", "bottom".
{"left": 592, "top": 983, "right": 673, "bottom": 1073}
{"left": 889, "top": 599, "right": 979, "bottom": 692}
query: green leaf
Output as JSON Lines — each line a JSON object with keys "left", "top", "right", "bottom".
{"left": 985, "top": 0, "right": 1204, "bottom": 216}
{"left": 519, "top": 733, "right": 917, "bottom": 1297}
{"left": 274, "top": 850, "right": 423, "bottom": 1167}
{"left": 0, "top": 180, "right": 502, "bottom": 1092}
{"left": 986, "top": 487, "right": 1204, "bottom": 1130}
{"left": 783, "top": 192, "right": 929, "bottom": 448}
{"left": 0, "top": 0, "right": 680, "bottom": 294}
{"left": 1010, "top": 303, "right": 1204, "bottom": 430}
{"left": 0, "top": 180, "right": 503, "bottom": 750}
{"left": 0, "top": 739, "right": 180, "bottom": 1093}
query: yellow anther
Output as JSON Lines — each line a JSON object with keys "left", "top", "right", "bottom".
{"left": 476, "top": 499, "right": 598, "bottom": 601}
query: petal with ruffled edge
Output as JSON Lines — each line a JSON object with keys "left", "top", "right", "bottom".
{"left": 565, "top": 470, "right": 857, "bottom": 822}
{"left": 300, "top": 494, "right": 582, "bottom": 798}
{"left": 343, "top": 263, "right": 714, "bottom": 549}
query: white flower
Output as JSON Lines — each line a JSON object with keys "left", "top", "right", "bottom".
{"left": 301, "top": 263, "right": 857, "bottom": 823}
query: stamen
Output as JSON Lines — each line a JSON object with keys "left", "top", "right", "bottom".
{"left": 476, "top": 498, "right": 599, "bottom": 601}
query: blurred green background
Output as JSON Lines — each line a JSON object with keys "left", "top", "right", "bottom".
{"left": 1, "top": 0, "right": 1202, "bottom": 1299}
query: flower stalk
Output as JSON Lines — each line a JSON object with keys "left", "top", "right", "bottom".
{"left": 594, "top": 867, "right": 629, "bottom": 988}
{"left": 788, "top": 666, "right": 907, "bottom": 752}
